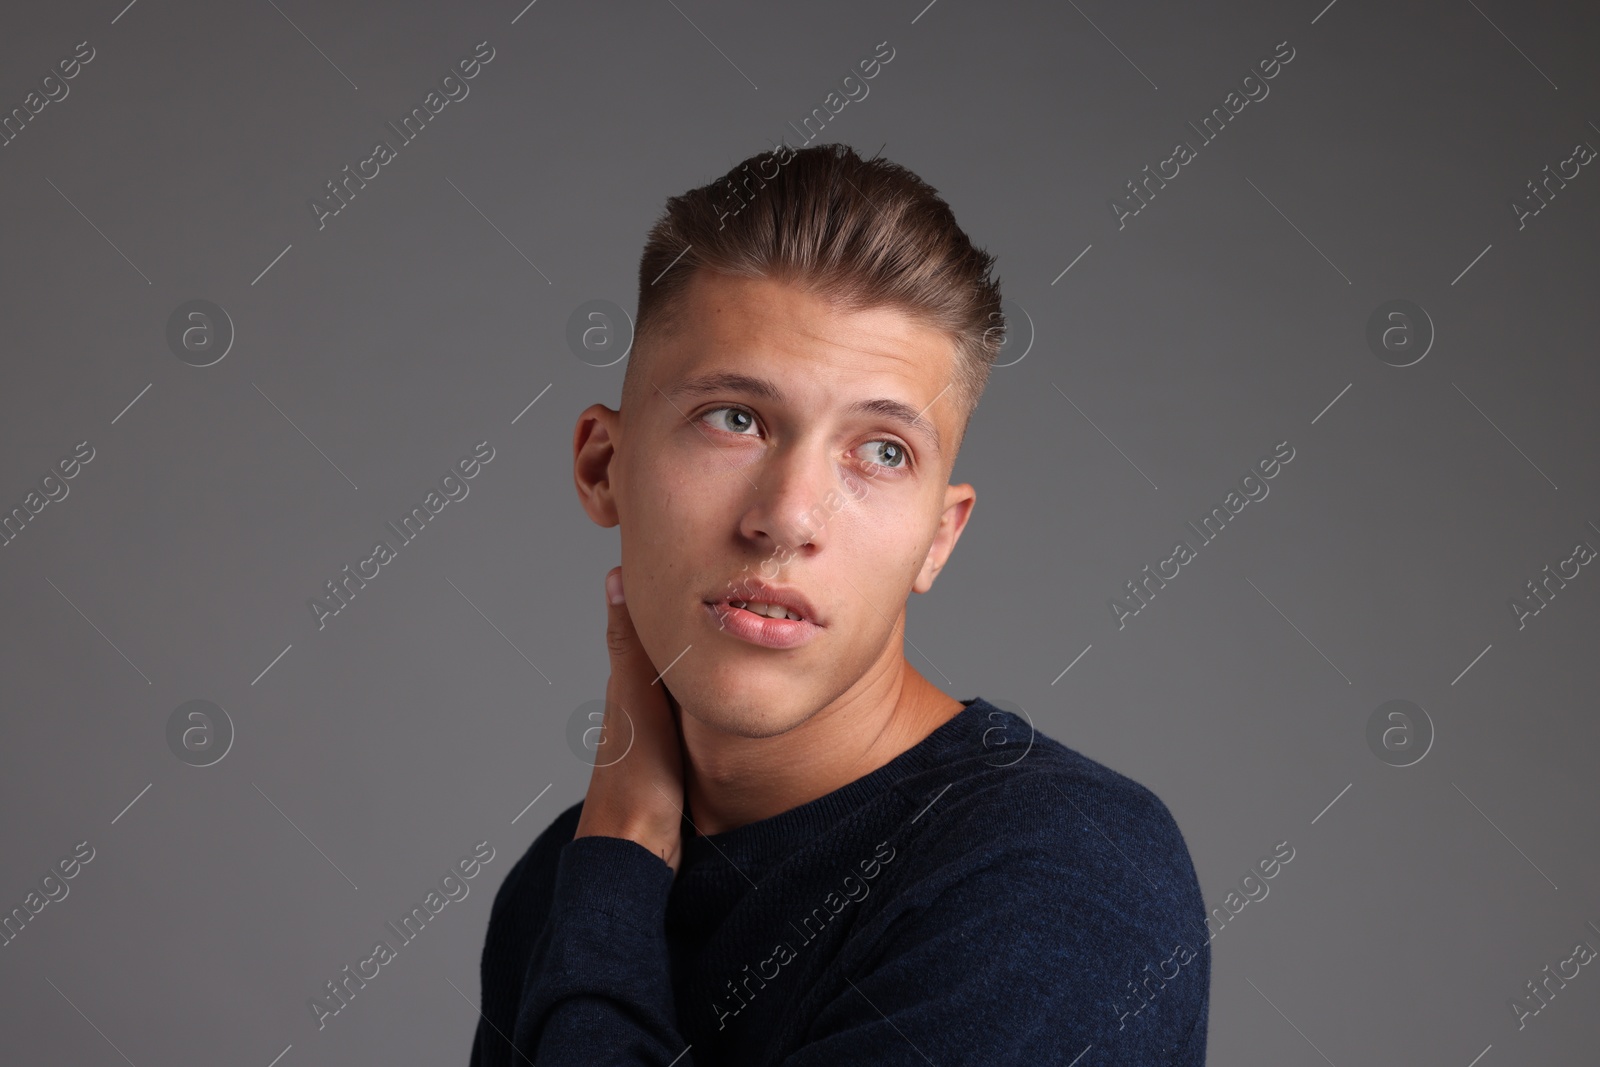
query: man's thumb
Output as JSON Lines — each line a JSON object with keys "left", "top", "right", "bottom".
{"left": 604, "top": 567, "right": 641, "bottom": 663}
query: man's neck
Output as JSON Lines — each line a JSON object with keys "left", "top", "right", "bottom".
{"left": 678, "top": 660, "right": 965, "bottom": 837}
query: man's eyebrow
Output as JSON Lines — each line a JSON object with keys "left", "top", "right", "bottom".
{"left": 662, "top": 371, "right": 943, "bottom": 457}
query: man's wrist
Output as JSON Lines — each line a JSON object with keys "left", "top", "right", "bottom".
{"left": 573, "top": 820, "right": 682, "bottom": 875}
{"left": 573, "top": 807, "right": 680, "bottom": 851}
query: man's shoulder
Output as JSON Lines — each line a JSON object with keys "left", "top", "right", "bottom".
{"left": 840, "top": 705, "right": 1210, "bottom": 1063}
{"left": 894, "top": 702, "right": 1201, "bottom": 907}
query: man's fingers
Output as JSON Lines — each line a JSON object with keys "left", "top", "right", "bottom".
{"left": 604, "top": 566, "right": 657, "bottom": 686}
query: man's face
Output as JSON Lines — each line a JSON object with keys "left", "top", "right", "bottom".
{"left": 574, "top": 270, "right": 975, "bottom": 739}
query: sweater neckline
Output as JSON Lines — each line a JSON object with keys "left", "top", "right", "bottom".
{"left": 677, "top": 696, "right": 992, "bottom": 873}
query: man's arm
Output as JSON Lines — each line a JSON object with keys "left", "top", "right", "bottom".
{"left": 485, "top": 566, "right": 693, "bottom": 1065}
{"left": 484, "top": 826, "right": 1205, "bottom": 1067}
{"left": 512, "top": 835, "right": 690, "bottom": 1064}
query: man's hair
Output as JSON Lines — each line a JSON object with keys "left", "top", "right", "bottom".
{"left": 625, "top": 142, "right": 1004, "bottom": 455}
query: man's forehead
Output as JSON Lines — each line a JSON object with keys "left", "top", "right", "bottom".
{"left": 660, "top": 273, "right": 956, "bottom": 391}
{"left": 692, "top": 274, "right": 936, "bottom": 341}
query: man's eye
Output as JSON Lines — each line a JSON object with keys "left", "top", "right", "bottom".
{"left": 862, "top": 440, "right": 908, "bottom": 469}
{"left": 702, "top": 406, "right": 759, "bottom": 434}
{"left": 700, "top": 408, "right": 908, "bottom": 471}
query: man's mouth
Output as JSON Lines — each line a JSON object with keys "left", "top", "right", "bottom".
{"left": 704, "top": 580, "right": 822, "bottom": 627}
{"left": 723, "top": 598, "right": 805, "bottom": 622}
{"left": 703, "top": 595, "right": 823, "bottom": 650}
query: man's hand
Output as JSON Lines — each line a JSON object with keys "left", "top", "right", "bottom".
{"left": 572, "top": 566, "right": 687, "bottom": 875}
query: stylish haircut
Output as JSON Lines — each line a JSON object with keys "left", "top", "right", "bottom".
{"left": 625, "top": 142, "right": 1004, "bottom": 456}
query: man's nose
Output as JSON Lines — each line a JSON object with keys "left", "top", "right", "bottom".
{"left": 738, "top": 444, "right": 840, "bottom": 551}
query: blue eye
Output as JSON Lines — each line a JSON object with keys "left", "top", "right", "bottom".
{"left": 703, "top": 406, "right": 758, "bottom": 434}
{"left": 700, "top": 406, "right": 911, "bottom": 472}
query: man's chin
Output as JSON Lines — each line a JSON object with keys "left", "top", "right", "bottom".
{"left": 673, "top": 677, "right": 816, "bottom": 741}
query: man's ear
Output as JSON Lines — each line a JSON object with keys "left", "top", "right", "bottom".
{"left": 912, "top": 482, "right": 976, "bottom": 594}
{"left": 573, "top": 403, "right": 623, "bottom": 528}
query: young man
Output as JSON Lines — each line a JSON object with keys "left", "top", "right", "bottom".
{"left": 469, "top": 143, "right": 1209, "bottom": 1065}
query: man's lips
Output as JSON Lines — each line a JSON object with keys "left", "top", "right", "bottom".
{"left": 703, "top": 580, "right": 822, "bottom": 626}
{"left": 703, "top": 600, "right": 822, "bottom": 650}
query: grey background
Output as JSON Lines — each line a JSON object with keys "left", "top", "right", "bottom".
{"left": 2, "top": 0, "right": 1597, "bottom": 1063}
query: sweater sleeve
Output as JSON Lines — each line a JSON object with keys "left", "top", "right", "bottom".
{"left": 775, "top": 822, "right": 1210, "bottom": 1066}
{"left": 507, "top": 834, "right": 696, "bottom": 1066}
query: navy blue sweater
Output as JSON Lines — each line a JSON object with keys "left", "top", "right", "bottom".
{"left": 468, "top": 697, "right": 1209, "bottom": 1065}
